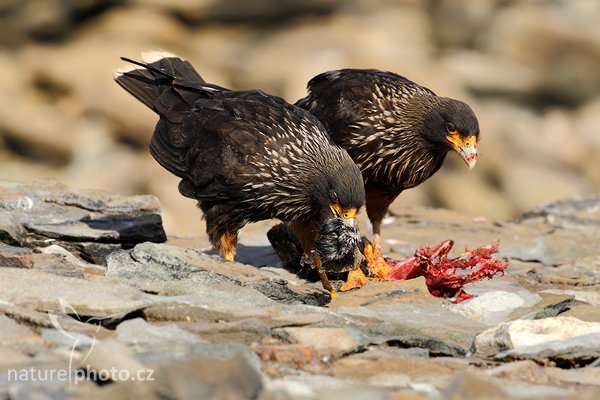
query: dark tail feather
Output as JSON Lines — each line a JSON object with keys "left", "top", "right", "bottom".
{"left": 114, "top": 50, "right": 205, "bottom": 110}
{"left": 115, "top": 51, "right": 211, "bottom": 181}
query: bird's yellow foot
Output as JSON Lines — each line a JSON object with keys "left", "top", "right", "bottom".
{"left": 339, "top": 243, "right": 393, "bottom": 292}
{"left": 363, "top": 243, "right": 392, "bottom": 280}
{"left": 318, "top": 271, "right": 338, "bottom": 299}
{"left": 339, "top": 268, "right": 369, "bottom": 291}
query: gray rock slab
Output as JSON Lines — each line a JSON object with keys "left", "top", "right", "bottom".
{"left": 331, "top": 348, "right": 456, "bottom": 392}
{"left": 562, "top": 304, "right": 600, "bottom": 323}
{"left": 275, "top": 327, "right": 368, "bottom": 358}
{"left": 0, "top": 357, "right": 77, "bottom": 395}
{"left": 155, "top": 351, "right": 264, "bottom": 400}
{"left": 0, "top": 268, "right": 153, "bottom": 317}
{"left": 520, "top": 195, "right": 600, "bottom": 229}
{"left": 382, "top": 202, "right": 600, "bottom": 272}
{"left": 450, "top": 288, "right": 573, "bottom": 326}
{"left": 0, "top": 303, "right": 113, "bottom": 342}
{"left": 542, "top": 289, "right": 600, "bottom": 307}
{"left": 143, "top": 299, "right": 278, "bottom": 325}
{"left": 511, "top": 292, "right": 574, "bottom": 321}
{"left": 0, "top": 178, "right": 166, "bottom": 246}
{"left": 450, "top": 290, "right": 542, "bottom": 326}
{"left": 86, "top": 350, "right": 262, "bottom": 400}
{"left": 0, "top": 347, "right": 30, "bottom": 369}
{"left": 146, "top": 281, "right": 276, "bottom": 313}
{"left": 329, "top": 278, "right": 488, "bottom": 356}
{"left": 181, "top": 319, "right": 271, "bottom": 344}
{"left": 41, "top": 329, "right": 97, "bottom": 351}
{"left": 0, "top": 213, "right": 27, "bottom": 246}
{"left": 441, "top": 371, "right": 578, "bottom": 400}
{"left": 509, "top": 196, "right": 600, "bottom": 266}
{"left": 78, "top": 338, "right": 148, "bottom": 379}
{"left": 34, "top": 244, "right": 105, "bottom": 277}
{"left": 107, "top": 241, "right": 328, "bottom": 305}
{"left": 0, "top": 243, "right": 34, "bottom": 269}
{"left": 130, "top": 339, "right": 262, "bottom": 373}
{"left": 501, "top": 229, "right": 600, "bottom": 266}
{"left": 545, "top": 366, "right": 600, "bottom": 387}
{"left": 116, "top": 318, "right": 204, "bottom": 344}
{"left": 474, "top": 316, "right": 600, "bottom": 364}
{"left": 535, "top": 255, "right": 600, "bottom": 286}
{"left": 264, "top": 373, "right": 390, "bottom": 400}
{"left": 0, "top": 315, "right": 46, "bottom": 355}
{"left": 496, "top": 333, "right": 600, "bottom": 365}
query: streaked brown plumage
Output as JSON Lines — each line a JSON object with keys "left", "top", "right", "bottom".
{"left": 296, "top": 69, "right": 480, "bottom": 248}
{"left": 114, "top": 52, "right": 365, "bottom": 295}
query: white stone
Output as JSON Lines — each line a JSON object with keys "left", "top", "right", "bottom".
{"left": 474, "top": 316, "right": 600, "bottom": 356}
{"left": 451, "top": 290, "right": 541, "bottom": 325}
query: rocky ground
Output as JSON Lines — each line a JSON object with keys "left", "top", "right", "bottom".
{"left": 0, "top": 178, "right": 598, "bottom": 400}
{"left": 1, "top": 0, "right": 600, "bottom": 237}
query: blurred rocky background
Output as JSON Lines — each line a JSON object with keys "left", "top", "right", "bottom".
{"left": 1, "top": 0, "right": 599, "bottom": 238}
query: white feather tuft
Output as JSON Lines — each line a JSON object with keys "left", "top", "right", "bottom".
{"left": 141, "top": 50, "right": 181, "bottom": 63}
{"left": 113, "top": 64, "right": 137, "bottom": 79}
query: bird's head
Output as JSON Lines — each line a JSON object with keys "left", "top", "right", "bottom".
{"left": 422, "top": 98, "right": 479, "bottom": 169}
{"left": 314, "top": 159, "right": 365, "bottom": 227}
{"left": 328, "top": 189, "right": 360, "bottom": 227}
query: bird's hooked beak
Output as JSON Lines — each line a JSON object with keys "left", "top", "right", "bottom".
{"left": 329, "top": 202, "right": 357, "bottom": 227}
{"left": 446, "top": 134, "right": 478, "bottom": 170}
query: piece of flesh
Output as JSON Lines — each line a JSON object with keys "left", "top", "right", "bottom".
{"left": 386, "top": 240, "right": 509, "bottom": 303}
{"left": 339, "top": 239, "right": 509, "bottom": 303}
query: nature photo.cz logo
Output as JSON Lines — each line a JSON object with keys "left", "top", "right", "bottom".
{"left": 6, "top": 298, "right": 154, "bottom": 387}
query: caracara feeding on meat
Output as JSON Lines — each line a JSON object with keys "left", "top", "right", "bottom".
{"left": 114, "top": 52, "right": 365, "bottom": 296}
{"left": 296, "top": 69, "right": 480, "bottom": 282}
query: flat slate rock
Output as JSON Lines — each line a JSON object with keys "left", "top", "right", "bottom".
{"left": 0, "top": 178, "right": 166, "bottom": 247}
{"left": 474, "top": 316, "right": 600, "bottom": 365}
{"left": 329, "top": 278, "right": 487, "bottom": 357}
{"left": 0, "top": 179, "right": 599, "bottom": 399}
{"left": 0, "top": 243, "right": 34, "bottom": 269}
{"left": 275, "top": 326, "right": 368, "bottom": 358}
{"left": 116, "top": 318, "right": 205, "bottom": 344}
{"left": 107, "top": 241, "right": 328, "bottom": 305}
{"left": 0, "top": 213, "right": 27, "bottom": 246}
{"left": 0, "top": 268, "right": 153, "bottom": 317}
{"left": 496, "top": 333, "right": 600, "bottom": 366}
{"left": 520, "top": 195, "right": 600, "bottom": 228}
{"left": 0, "top": 315, "right": 46, "bottom": 355}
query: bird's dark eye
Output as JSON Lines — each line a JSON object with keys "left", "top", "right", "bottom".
{"left": 330, "top": 191, "right": 338, "bottom": 202}
{"left": 445, "top": 122, "right": 458, "bottom": 134}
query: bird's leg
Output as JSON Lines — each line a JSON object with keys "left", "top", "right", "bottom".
{"left": 371, "top": 220, "right": 382, "bottom": 251}
{"left": 291, "top": 220, "right": 338, "bottom": 299}
{"left": 311, "top": 252, "right": 338, "bottom": 298}
{"left": 365, "top": 188, "right": 396, "bottom": 254}
{"left": 217, "top": 231, "right": 238, "bottom": 261}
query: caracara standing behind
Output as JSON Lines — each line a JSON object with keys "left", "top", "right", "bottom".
{"left": 114, "top": 52, "right": 365, "bottom": 296}
{"left": 297, "top": 69, "right": 479, "bottom": 260}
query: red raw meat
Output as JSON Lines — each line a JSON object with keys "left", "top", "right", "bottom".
{"left": 387, "top": 240, "right": 509, "bottom": 303}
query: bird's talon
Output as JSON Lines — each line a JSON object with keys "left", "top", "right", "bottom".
{"left": 339, "top": 268, "right": 369, "bottom": 291}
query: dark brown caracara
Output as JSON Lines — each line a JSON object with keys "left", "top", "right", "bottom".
{"left": 114, "top": 52, "right": 365, "bottom": 296}
{"left": 296, "top": 69, "right": 479, "bottom": 252}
